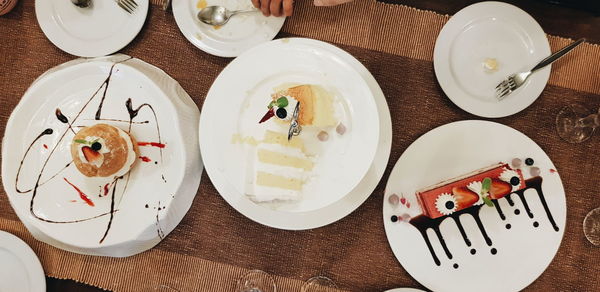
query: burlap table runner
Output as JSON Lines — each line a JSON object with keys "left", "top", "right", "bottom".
{"left": 1, "top": 0, "right": 599, "bottom": 291}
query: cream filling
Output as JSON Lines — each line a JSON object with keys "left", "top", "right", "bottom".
{"left": 113, "top": 128, "right": 137, "bottom": 178}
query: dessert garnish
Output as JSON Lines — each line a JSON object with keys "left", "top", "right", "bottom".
{"left": 317, "top": 131, "right": 329, "bottom": 141}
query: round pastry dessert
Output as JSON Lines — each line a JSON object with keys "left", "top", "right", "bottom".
{"left": 71, "top": 124, "right": 139, "bottom": 178}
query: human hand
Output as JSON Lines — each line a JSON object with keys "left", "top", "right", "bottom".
{"left": 314, "top": 0, "right": 353, "bottom": 6}
{"left": 251, "top": 0, "right": 294, "bottom": 17}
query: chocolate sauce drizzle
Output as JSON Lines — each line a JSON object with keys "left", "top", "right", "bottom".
{"left": 409, "top": 177, "right": 558, "bottom": 267}
{"left": 126, "top": 98, "right": 163, "bottom": 162}
{"left": 15, "top": 57, "right": 169, "bottom": 243}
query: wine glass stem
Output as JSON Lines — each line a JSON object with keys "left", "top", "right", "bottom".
{"left": 576, "top": 113, "right": 599, "bottom": 128}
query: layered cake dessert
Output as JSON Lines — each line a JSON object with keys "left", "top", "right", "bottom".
{"left": 71, "top": 124, "right": 139, "bottom": 178}
{"left": 416, "top": 163, "right": 525, "bottom": 219}
{"left": 259, "top": 84, "right": 337, "bottom": 128}
{"left": 251, "top": 130, "right": 313, "bottom": 202}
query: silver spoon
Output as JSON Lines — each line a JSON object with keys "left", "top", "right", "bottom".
{"left": 71, "top": 0, "right": 92, "bottom": 8}
{"left": 197, "top": 6, "right": 258, "bottom": 26}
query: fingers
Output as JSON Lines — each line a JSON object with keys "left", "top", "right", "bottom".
{"left": 270, "top": 0, "right": 283, "bottom": 17}
{"left": 260, "top": 0, "right": 271, "bottom": 16}
{"left": 283, "top": 0, "right": 293, "bottom": 16}
{"left": 251, "top": 0, "right": 260, "bottom": 9}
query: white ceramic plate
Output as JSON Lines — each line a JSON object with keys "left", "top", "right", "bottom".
{"left": 200, "top": 37, "right": 389, "bottom": 229}
{"left": 2, "top": 54, "right": 202, "bottom": 257}
{"left": 0, "top": 231, "right": 45, "bottom": 292}
{"left": 35, "top": 0, "right": 149, "bottom": 57}
{"left": 384, "top": 289, "right": 426, "bottom": 292}
{"left": 433, "top": 1, "right": 551, "bottom": 118}
{"left": 383, "top": 120, "right": 566, "bottom": 292}
{"left": 173, "top": 0, "right": 285, "bottom": 57}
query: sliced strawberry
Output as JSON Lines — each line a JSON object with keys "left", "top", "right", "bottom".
{"left": 82, "top": 146, "right": 102, "bottom": 164}
{"left": 489, "top": 179, "right": 512, "bottom": 199}
{"left": 452, "top": 186, "right": 479, "bottom": 209}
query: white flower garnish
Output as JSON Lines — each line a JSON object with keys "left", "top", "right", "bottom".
{"left": 499, "top": 168, "right": 521, "bottom": 192}
{"left": 435, "top": 193, "right": 457, "bottom": 215}
{"left": 466, "top": 181, "right": 484, "bottom": 205}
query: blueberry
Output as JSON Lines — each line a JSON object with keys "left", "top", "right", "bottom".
{"left": 445, "top": 201, "right": 455, "bottom": 210}
{"left": 510, "top": 176, "right": 520, "bottom": 186}
{"left": 276, "top": 107, "right": 287, "bottom": 119}
{"left": 525, "top": 158, "right": 534, "bottom": 166}
{"left": 91, "top": 142, "right": 102, "bottom": 151}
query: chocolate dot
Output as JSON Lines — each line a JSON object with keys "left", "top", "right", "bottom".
{"left": 491, "top": 248, "right": 497, "bottom": 255}
{"left": 506, "top": 224, "right": 511, "bottom": 229}
{"left": 145, "top": 204, "right": 148, "bottom": 208}
{"left": 453, "top": 263, "right": 459, "bottom": 269}
{"left": 470, "top": 249, "right": 476, "bottom": 255}
{"left": 510, "top": 176, "right": 520, "bottom": 186}
{"left": 445, "top": 201, "right": 455, "bottom": 210}
{"left": 391, "top": 215, "right": 398, "bottom": 222}
{"left": 525, "top": 158, "right": 534, "bottom": 166}
{"left": 533, "top": 221, "right": 539, "bottom": 227}
{"left": 514, "top": 209, "right": 520, "bottom": 215}
{"left": 154, "top": 161, "right": 158, "bottom": 165}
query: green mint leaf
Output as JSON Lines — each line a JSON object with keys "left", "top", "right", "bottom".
{"left": 277, "top": 96, "right": 288, "bottom": 108}
{"left": 74, "top": 139, "right": 89, "bottom": 144}
{"left": 483, "top": 196, "right": 494, "bottom": 207}
{"left": 481, "top": 177, "right": 491, "bottom": 194}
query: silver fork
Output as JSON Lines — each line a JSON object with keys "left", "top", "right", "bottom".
{"left": 115, "top": 0, "right": 138, "bottom": 14}
{"left": 495, "top": 38, "right": 585, "bottom": 100}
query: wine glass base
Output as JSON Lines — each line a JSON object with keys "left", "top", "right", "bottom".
{"left": 301, "top": 276, "right": 337, "bottom": 292}
{"left": 236, "top": 270, "right": 276, "bottom": 292}
{"left": 556, "top": 104, "right": 595, "bottom": 143}
{"left": 584, "top": 207, "right": 600, "bottom": 246}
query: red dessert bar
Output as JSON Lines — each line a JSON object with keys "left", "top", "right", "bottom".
{"left": 416, "top": 163, "right": 525, "bottom": 219}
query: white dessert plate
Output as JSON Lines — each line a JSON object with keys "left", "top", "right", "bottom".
{"left": 0, "top": 231, "right": 45, "bottom": 292}
{"left": 173, "top": 0, "right": 285, "bottom": 57}
{"left": 384, "top": 289, "right": 426, "bottom": 292}
{"left": 1, "top": 54, "right": 202, "bottom": 257}
{"left": 200, "top": 37, "right": 389, "bottom": 230}
{"left": 383, "top": 120, "right": 566, "bottom": 292}
{"left": 35, "top": 0, "right": 149, "bottom": 57}
{"left": 433, "top": 1, "right": 551, "bottom": 118}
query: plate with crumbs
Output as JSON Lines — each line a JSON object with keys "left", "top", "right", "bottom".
{"left": 433, "top": 2, "right": 551, "bottom": 118}
{"left": 200, "top": 38, "right": 389, "bottom": 230}
{"left": 173, "top": 0, "right": 285, "bottom": 57}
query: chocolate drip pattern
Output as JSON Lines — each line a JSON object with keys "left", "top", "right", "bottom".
{"left": 409, "top": 177, "right": 558, "bottom": 267}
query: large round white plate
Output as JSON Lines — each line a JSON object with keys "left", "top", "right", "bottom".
{"left": 0, "top": 231, "right": 45, "bottom": 292}
{"left": 383, "top": 120, "right": 566, "bottom": 292}
{"left": 200, "top": 37, "right": 389, "bottom": 230}
{"left": 384, "top": 288, "right": 426, "bottom": 292}
{"left": 35, "top": 0, "right": 149, "bottom": 57}
{"left": 173, "top": 0, "right": 285, "bottom": 57}
{"left": 1, "top": 54, "right": 202, "bottom": 257}
{"left": 433, "top": 2, "right": 551, "bottom": 118}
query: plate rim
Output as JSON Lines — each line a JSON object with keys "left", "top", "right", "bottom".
{"left": 0, "top": 230, "right": 46, "bottom": 292}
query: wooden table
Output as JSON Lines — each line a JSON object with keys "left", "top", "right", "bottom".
{"left": 2, "top": 0, "right": 597, "bottom": 290}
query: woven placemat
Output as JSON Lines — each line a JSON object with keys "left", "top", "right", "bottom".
{"left": 1, "top": 0, "right": 599, "bottom": 291}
